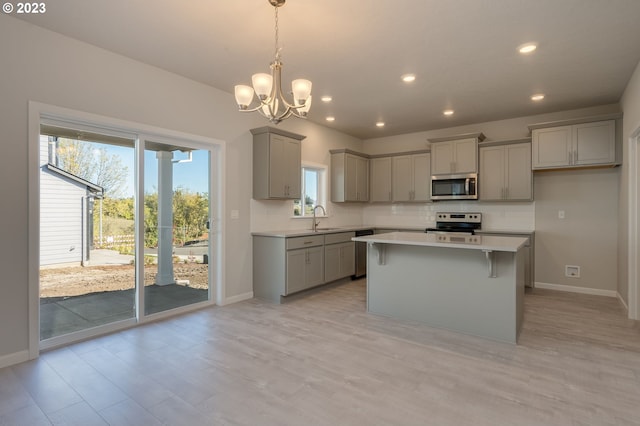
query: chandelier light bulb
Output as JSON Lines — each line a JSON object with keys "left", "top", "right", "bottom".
{"left": 298, "top": 96, "right": 312, "bottom": 116}
{"left": 252, "top": 73, "right": 273, "bottom": 99}
{"left": 292, "top": 79, "right": 312, "bottom": 103}
{"left": 234, "top": 85, "right": 254, "bottom": 109}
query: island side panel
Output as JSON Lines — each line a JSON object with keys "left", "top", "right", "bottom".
{"left": 366, "top": 243, "right": 523, "bottom": 343}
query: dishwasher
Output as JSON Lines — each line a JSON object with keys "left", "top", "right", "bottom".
{"left": 353, "top": 229, "right": 374, "bottom": 278}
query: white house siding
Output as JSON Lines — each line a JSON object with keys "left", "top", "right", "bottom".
{"left": 39, "top": 137, "right": 87, "bottom": 266}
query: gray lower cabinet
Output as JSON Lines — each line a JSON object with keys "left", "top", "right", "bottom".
{"left": 286, "top": 246, "right": 324, "bottom": 294}
{"left": 324, "top": 232, "right": 355, "bottom": 282}
{"left": 254, "top": 232, "right": 355, "bottom": 303}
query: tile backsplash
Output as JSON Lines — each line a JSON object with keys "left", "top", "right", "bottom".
{"left": 362, "top": 202, "right": 535, "bottom": 231}
{"left": 252, "top": 199, "right": 535, "bottom": 233}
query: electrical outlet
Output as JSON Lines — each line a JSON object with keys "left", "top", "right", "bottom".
{"left": 565, "top": 265, "right": 580, "bottom": 278}
{"left": 230, "top": 210, "right": 239, "bottom": 219}
{"left": 558, "top": 210, "right": 565, "bottom": 219}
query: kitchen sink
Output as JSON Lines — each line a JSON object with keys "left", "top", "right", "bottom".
{"left": 314, "top": 227, "right": 339, "bottom": 231}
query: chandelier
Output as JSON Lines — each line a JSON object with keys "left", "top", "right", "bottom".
{"left": 234, "top": 0, "right": 312, "bottom": 124}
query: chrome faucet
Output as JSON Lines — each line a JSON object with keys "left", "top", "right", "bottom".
{"left": 312, "top": 205, "right": 327, "bottom": 232}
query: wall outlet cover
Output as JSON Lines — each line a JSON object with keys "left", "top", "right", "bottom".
{"left": 565, "top": 265, "right": 580, "bottom": 278}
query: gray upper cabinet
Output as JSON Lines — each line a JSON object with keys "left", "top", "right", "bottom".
{"left": 370, "top": 157, "right": 393, "bottom": 202}
{"left": 480, "top": 141, "right": 532, "bottom": 201}
{"left": 392, "top": 152, "right": 431, "bottom": 202}
{"left": 252, "top": 127, "right": 305, "bottom": 200}
{"left": 429, "top": 133, "right": 485, "bottom": 175}
{"left": 530, "top": 118, "right": 618, "bottom": 170}
{"left": 331, "top": 150, "right": 369, "bottom": 202}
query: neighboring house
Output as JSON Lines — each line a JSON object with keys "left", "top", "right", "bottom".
{"left": 39, "top": 136, "right": 103, "bottom": 267}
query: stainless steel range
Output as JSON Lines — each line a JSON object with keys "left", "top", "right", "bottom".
{"left": 425, "top": 212, "right": 482, "bottom": 235}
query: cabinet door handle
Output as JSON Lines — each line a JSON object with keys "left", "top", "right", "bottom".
{"left": 304, "top": 241, "right": 313, "bottom": 245}
{"left": 388, "top": 191, "right": 392, "bottom": 201}
{"left": 505, "top": 187, "right": 509, "bottom": 199}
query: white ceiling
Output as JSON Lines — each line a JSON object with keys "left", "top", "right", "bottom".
{"left": 16, "top": 0, "right": 640, "bottom": 139}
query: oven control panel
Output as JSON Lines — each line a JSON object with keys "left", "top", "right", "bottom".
{"left": 436, "top": 212, "right": 482, "bottom": 223}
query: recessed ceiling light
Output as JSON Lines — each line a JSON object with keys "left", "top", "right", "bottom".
{"left": 376, "top": 121, "right": 385, "bottom": 127}
{"left": 443, "top": 109, "right": 454, "bottom": 116}
{"left": 321, "top": 96, "right": 332, "bottom": 102}
{"left": 518, "top": 43, "right": 537, "bottom": 54}
{"left": 531, "top": 94, "right": 545, "bottom": 101}
{"left": 326, "top": 116, "right": 335, "bottom": 122}
{"left": 401, "top": 74, "right": 416, "bottom": 83}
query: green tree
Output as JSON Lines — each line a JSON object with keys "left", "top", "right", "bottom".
{"left": 56, "top": 138, "right": 128, "bottom": 198}
{"left": 102, "top": 197, "right": 134, "bottom": 220}
{"left": 173, "top": 188, "right": 209, "bottom": 245}
{"left": 144, "top": 192, "right": 158, "bottom": 247}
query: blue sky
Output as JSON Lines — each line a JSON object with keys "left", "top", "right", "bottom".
{"left": 94, "top": 144, "right": 210, "bottom": 196}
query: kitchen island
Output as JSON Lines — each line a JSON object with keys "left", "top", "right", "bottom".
{"left": 352, "top": 232, "right": 528, "bottom": 343}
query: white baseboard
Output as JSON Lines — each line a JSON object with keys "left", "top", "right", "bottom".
{"left": 617, "top": 293, "right": 629, "bottom": 311}
{"left": 221, "top": 291, "right": 253, "bottom": 306}
{"left": 535, "top": 282, "right": 618, "bottom": 297}
{"left": 0, "top": 350, "right": 30, "bottom": 369}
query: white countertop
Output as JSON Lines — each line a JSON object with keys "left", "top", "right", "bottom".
{"left": 352, "top": 231, "right": 528, "bottom": 252}
{"left": 252, "top": 226, "right": 534, "bottom": 238}
{"left": 251, "top": 225, "right": 377, "bottom": 238}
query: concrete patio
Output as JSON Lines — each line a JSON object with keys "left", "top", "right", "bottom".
{"left": 40, "top": 284, "right": 208, "bottom": 340}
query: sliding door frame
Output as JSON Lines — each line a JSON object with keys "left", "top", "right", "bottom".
{"left": 28, "top": 102, "right": 226, "bottom": 356}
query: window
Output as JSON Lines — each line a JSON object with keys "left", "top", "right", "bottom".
{"left": 293, "top": 165, "right": 326, "bottom": 216}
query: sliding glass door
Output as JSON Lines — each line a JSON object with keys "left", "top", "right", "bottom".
{"left": 38, "top": 117, "right": 216, "bottom": 346}
{"left": 143, "top": 142, "right": 210, "bottom": 315}
{"left": 39, "top": 127, "right": 137, "bottom": 340}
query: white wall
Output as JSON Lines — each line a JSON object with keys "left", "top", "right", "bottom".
{"left": 534, "top": 168, "right": 618, "bottom": 293}
{"left": 620, "top": 59, "right": 640, "bottom": 311}
{"left": 0, "top": 15, "right": 356, "bottom": 362}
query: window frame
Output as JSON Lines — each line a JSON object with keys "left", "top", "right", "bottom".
{"left": 293, "top": 163, "right": 327, "bottom": 218}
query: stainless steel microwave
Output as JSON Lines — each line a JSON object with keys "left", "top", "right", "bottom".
{"left": 431, "top": 173, "right": 478, "bottom": 200}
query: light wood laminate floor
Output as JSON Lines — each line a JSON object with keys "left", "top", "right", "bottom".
{"left": 1, "top": 280, "right": 639, "bottom": 425}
